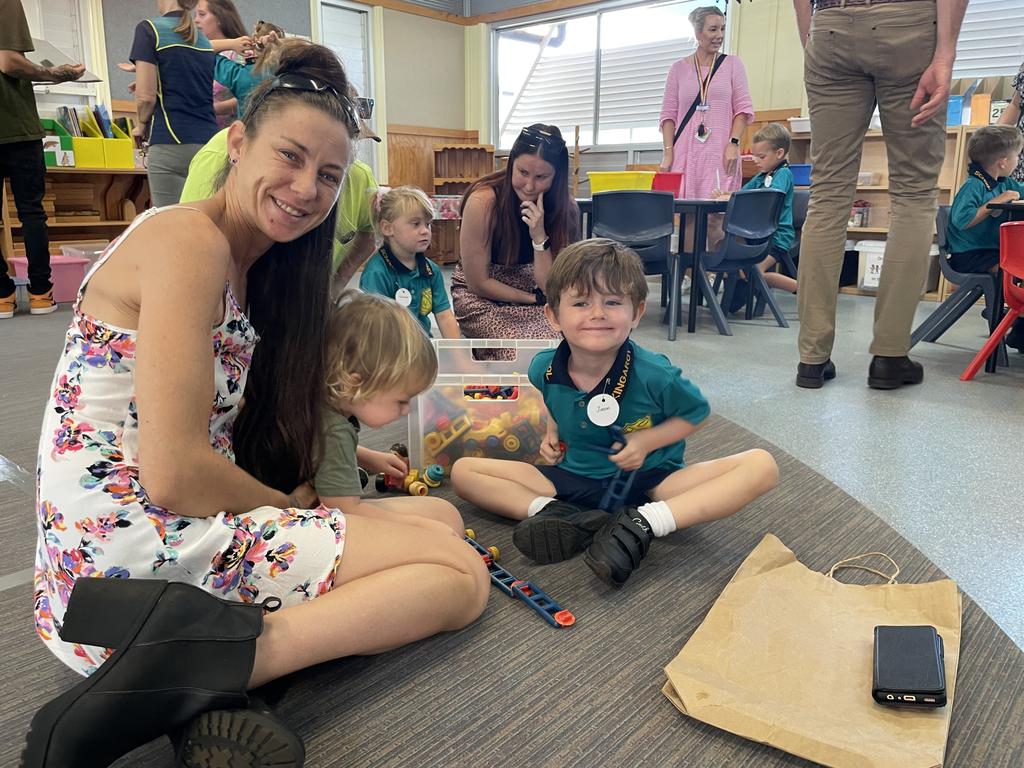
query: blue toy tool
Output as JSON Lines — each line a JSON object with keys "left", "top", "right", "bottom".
{"left": 597, "top": 424, "right": 638, "bottom": 512}
{"left": 464, "top": 530, "right": 575, "bottom": 628}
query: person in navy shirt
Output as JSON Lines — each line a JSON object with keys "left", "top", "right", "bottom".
{"left": 130, "top": 0, "right": 219, "bottom": 205}
{"left": 452, "top": 239, "right": 779, "bottom": 587}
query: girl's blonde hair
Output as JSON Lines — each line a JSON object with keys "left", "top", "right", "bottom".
{"left": 326, "top": 290, "right": 438, "bottom": 407}
{"left": 175, "top": 0, "right": 200, "bottom": 45}
{"left": 372, "top": 186, "right": 435, "bottom": 239}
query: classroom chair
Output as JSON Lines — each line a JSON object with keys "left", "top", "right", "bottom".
{"left": 697, "top": 188, "right": 787, "bottom": 335}
{"left": 749, "top": 187, "right": 807, "bottom": 318}
{"left": 912, "top": 206, "right": 1007, "bottom": 370}
{"left": 960, "top": 221, "right": 1024, "bottom": 381}
{"left": 591, "top": 190, "right": 676, "bottom": 307}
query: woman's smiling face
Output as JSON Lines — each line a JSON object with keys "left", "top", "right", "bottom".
{"left": 229, "top": 102, "right": 351, "bottom": 243}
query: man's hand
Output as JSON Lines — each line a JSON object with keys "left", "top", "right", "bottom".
{"left": 48, "top": 63, "right": 86, "bottom": 83}
{"left": 910, "top": 57, "right": 954, "bottom": 127}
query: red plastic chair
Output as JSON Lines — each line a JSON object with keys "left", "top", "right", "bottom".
{"left": 960, "top": 220, "right": 1024, "bottom": 381}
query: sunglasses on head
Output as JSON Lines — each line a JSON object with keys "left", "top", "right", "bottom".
{"left": 354, "top": 97, "right": 374, "bottom": 120}
{"left": 249, "top": 74, "right": 359, "bottom": 133}
{"left": 517, "top": 125, "right": 565, "bottom": 152}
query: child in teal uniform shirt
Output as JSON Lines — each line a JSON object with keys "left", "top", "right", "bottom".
{"left": 451, "top": 239, "right": 779, "bottom": 587}
{"left": 717, "top": 123, "right": 798, "bottom": 311}
{"left": 742, "top": 123, "right": 797, "bottom": 294}
{"left": 359, "top": 186, "right": 461, "bottom": 339}
{"left": 948, "top": 125, "right": 1024, "bottom": 351}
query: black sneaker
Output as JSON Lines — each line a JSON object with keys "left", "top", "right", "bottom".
{"left": 512, "top": 500, "right": 609, "bottom": 564}
{"left": 583, "top": 507, "right": 654, "bottom": 588}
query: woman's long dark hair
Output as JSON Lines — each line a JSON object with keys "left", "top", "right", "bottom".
{"left": 203, "top": 0, "right": 247, "bottom": 40}
{"left": 229, "top": 43, "right": 357, "bottom": 493}
{"left": 461, "top": 123, "right": 576, "bottom": 266}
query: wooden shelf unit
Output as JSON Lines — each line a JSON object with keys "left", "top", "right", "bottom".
{"left": 788, "top": 126, "right": 971, "bottom": 301}
{"left": 1, "top": 167, "right": 148, "bottom": 263}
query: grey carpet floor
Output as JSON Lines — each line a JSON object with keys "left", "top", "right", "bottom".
{"left": 2, "top": 416, "right": 1022, "bottom": 767}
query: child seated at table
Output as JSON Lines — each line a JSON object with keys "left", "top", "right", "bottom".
{"left": 948, "top": 124, "right": 1024, "bottom": 351}
{"left": 715, "top": 123, "right": 797, "bottom": 312}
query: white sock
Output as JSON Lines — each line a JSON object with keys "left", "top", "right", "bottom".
{"left": 637, "top": 501, "right": 676, "bottom": 537}
{"left": 528, "top": 496, "right": 557, "bottom": 517}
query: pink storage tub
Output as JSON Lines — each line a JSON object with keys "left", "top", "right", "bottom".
{"left": 10, "top": 254, "right": 89, "bottom": 303}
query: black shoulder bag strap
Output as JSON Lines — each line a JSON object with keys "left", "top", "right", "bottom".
{"left": 672, "top": 54, "right": 728, "bottom": 147}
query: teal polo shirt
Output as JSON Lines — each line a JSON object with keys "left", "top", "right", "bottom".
{"left": 359, "top": 246, "right": 450, "bottom": 337}
{"left": 948, "top": 163, "right": 1024, "bottom": 254}
{"left": 742, "top": 162, "right": 795, "bottom": 253}
{"left": 528, "top": 340, "right": 710, "bottom": 479}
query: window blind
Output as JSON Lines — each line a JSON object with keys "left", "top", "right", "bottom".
{"left": 953, "top": 0, "right": 1024, "bottom": 80}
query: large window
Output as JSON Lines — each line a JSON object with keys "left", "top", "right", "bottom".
{"left": 953, "top": 0, "right": 1024, "bottom": 79}
{"left": 495, "top": 1, "right": 705, "bottom": 149}
{"left": 319, "top": 1, "right": 376, "bottom": 169}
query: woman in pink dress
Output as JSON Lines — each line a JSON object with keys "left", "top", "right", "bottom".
{"left": 659, "top": 6, "right": 754, "bottom": 245}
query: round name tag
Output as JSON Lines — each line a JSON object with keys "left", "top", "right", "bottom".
{"left": 395, "top": 288, "right": 413, "bottom": 307}
{"left": 586, "top": 394, "right": 619, "bottom": 427}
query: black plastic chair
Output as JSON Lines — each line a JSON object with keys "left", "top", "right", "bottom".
{"left": 910, "top": 206, "right": 1008, "bottom": 366}
{"left": 747, "top": 187, "right": 807, "bottom": 318}
{"left": 591, "top": 190, "right": 676, "bottom": 307}
{"left": 698, "top": 188, "right": 787, "bottom": 335}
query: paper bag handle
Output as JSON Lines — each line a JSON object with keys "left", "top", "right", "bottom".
{"left": 827, "top": 552, "right": 900, "bottom": 584}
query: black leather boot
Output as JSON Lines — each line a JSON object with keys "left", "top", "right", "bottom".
{"left": 867, "top": 355, "right": 924, "bottom": 390}
{"left": 512, "top": 500, "right": 609, "bottom": 564}
{"left": 22, "top": 578, "right": 278, "bottom": 768}
{"left": 795, "top": 359, "right": 836, "bottom": 389}
{"left": 583, "top": 507, "right": 654, "bottom": 587}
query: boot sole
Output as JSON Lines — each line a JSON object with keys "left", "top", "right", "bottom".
{"left": 30, "top": 305, "right": 58, "bottom": 315}
{"left": 512, "top": 513, "right": 605, "bottom": 564}
{"left": 795, "top": 374, "right": 824, "bottom": 389}
{"left": 177, "top": 708, "right": 305, "bottom": 768}
{"left": 867, "top": 374, "right": 923, "bottom": 390}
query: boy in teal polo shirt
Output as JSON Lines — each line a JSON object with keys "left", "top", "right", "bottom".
{"left": 948, "top": 125, "right": 1024, "bottom": 350}
{"left": 360, "top": 186, "right": 460, "bottom": 338}
{"left": 724, "top": 123, "right": 798, "bottom": 311}
{"left": 451, "top": 239, "right": 779, "bottom": 587}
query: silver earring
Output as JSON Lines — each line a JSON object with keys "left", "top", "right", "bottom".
{"left": 230, "top": 157, "right": 237, "bottom": 165}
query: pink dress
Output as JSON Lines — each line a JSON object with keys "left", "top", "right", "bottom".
{"left": 659, "top": 54, "right": 754, "bottom": 199}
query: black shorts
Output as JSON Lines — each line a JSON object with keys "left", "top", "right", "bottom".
{"left": 536, "top": 464, "right": 676, "bottom": 509}
{"left": 949, "top": 249, "right": 999, "bottom": 274}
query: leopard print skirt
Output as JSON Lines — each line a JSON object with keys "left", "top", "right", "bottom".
{"left": 451, "top": 262, "right": 560, "bottom": 342}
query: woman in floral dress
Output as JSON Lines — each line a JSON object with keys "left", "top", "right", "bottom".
{"left": 29, "top": 43, "right": 488, "bottom": 766}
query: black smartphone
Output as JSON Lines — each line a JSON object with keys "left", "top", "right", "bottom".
{"left": 872, "top": 625, "right": 946, "bottom": 707}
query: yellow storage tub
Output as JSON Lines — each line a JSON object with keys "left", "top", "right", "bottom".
{"left": 588, "top": 171, "right": 656, "bottom": 193}
{"left": 103, "top": 122, "right": 135, "bottom": 169}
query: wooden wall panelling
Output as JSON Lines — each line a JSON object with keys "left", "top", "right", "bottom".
{"left": 387, "top": 125, "right": 480, "bottom": 191}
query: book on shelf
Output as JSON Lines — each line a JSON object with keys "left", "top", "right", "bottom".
{"left": 92, "top": 104, "right": 113, "bottom": 139}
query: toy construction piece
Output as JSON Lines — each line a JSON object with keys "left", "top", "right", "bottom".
{"left": 596, "top": 425, "right": 638, "bottom": 512}
{"left": 464, "top": 529, "right": 575, "bottom": 628}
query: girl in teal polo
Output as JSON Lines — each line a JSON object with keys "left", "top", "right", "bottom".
{"left": 360, "top": 186, "right": 461, "bottom": 338}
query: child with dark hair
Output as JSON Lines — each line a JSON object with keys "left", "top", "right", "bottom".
{"left": 948, "top": 124, "right": 1024, "bottom": 350}
{"left": 452, "top": 239, "right": 778, "bottom": 588}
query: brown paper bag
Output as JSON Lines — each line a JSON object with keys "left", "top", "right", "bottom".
{"left": 662, "top": 534, "right": 961, "bottom": 768}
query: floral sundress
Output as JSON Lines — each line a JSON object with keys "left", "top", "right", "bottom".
{"left": 33, "top": 206, "right": 346, "bottom": 676}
